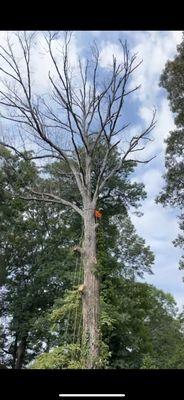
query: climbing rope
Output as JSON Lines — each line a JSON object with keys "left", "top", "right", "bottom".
{"left": 64, "top": 210, "right": 103, "bottom": 346}
{"left": 64, "top": 223, "right": 84, "bottom": 345}
{"left": 72, "top": 224, "right": 84, "bottom": 344}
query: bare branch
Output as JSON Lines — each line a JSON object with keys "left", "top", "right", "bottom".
{"left": 20, "top": 189, "right": 83, "bottom": 216}
{"left": 0, "top": 33, "right": 156, "bottom": 216}
{"left": 98, "top": 110, "right": 156, "bottom": 194}
{"left": 0, "top": 140, "right": 62, "bottom": 161}
{"left": 1, "top": 145, "right": 83, "bottom": 217}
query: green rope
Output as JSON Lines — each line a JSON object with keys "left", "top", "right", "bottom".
{"left": 72, "top": 224, "right": 84, "bottom": 344}
{"left": 64, "top": 256, "right": 79, "bottom": 343}
{"left": 76, "top": 259, "right": 83, "bottom": 345}
{"left": 64, "top": 223, "right": 84, "bottom": 344}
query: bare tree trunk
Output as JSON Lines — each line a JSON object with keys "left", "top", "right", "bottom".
{"left": 82, "top": 204, "right": 100, "bottom": 368}
{"left": 15, "top": 336, "right": 27, "bottom": 369}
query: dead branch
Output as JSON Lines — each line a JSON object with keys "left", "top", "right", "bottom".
{"left": 0, "top": 32, "right": 156, "bottom": 213}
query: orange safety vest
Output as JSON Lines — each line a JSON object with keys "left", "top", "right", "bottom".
{"left": 94, "top": 209, "right": 103, "bottom": 219}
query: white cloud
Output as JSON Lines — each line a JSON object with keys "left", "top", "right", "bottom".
{"left": 141, "top": 168, "right": 163, "bottom": 197}
{"left": 125, "top": 98, "right": 175, "bottom": 166}
{"left": 99, "top": 32, "right": 182, "bottom": 169}
{"left": 131, "top": 198, "right": 183, "bottom": 309}
{"left": 144, "top": 260, "right": 184, "bottom": 312}
{"left": 128, "top": 33, "right": 183, "bottom": 309}
{"left": 128, "top": 31, "right": 183, "bottom": 104}
{"left": 0, "top": 31, "right": 80, "bottom": 95}
{"left": 139, "top": 98, "right": 175, "bottom": 148}
{"left": 131, "top": 199, "right": 179, "bottom": 244}
{"left": 99, "top": 41, "right": 124, "bottom": 69}
{"left": 0, "top": 31, "right": 81, "bottom": 154}
{"left": 130, "top": 194, "right": 183, "bottom": 310}
{"left": 0, "top": 30, "right": 183, "bottom": 310}
{"left": 119, "top": 96, "right": 175, "bottom": 164}
{"left": 28, "top": 32, "right": 80, "bottom": 94}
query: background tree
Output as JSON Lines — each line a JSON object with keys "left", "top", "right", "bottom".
{"left": 157, "top": 32, "right": 184, "bottom": 269}
{"left": 102, "top": 281, "right": 183, "bottom": 369}
{"left": 0, "top": 147, "right": 81, "bottom": 368}
{"left": 0, "top": 31, "right": 156, "bottom": 367}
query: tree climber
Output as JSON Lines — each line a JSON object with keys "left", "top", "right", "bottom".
{"left": 94, "top": 208, "right": 103, "bottom": 222}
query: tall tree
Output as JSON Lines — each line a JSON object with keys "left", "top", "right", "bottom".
{"left": 157, "top": 33, "right": 184, "bottom": 269}
{"left": 0, "top": 143, "right": 148, "bottom": 368}
{"left": 0, "top": 32, "right": 155, "bottom": 367}
{"left": 1, "top": 147, "right": 183, "bottom": 370}
{"left": 30, "top": 216, "right": 155, "bottom": 369}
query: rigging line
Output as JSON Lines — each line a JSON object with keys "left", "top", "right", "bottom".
{"left": 72, "top": 270, "right": 81, "bottom": 344}
{"left": 76, "top": 304, "right": 83, "bottom": 345}
{"left": 76, "top": 244, "right": 84, "bottom": 344}
{"left": 64, "top": 256, "right": 79, "bottom": 343}
{"left": 73, "top": 255, "right": 83, "bottom": 344}
{"left": 72, "top": 296, "right": 78, "bottom": 344}
{"left": 64, "top": 301, "right": 72, "bottom": 343}
{"left": 76, "top": 283, "right": 83, "bottom": 344}
{"left": 72, "top": 223, "right": 84, "bottom": 344}
{"left": 64, "top": 223, "right": 84, "bottom": 344}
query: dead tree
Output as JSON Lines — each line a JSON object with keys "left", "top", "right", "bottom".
{"left": 0, "top": 31, "right": 156, "bottom": 368}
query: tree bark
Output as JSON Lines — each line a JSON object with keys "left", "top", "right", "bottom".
{"left": 15, "top": 336, "right": 27, "bottom": 369}
{"left": 82, "top": 205, "right": 100, "bottom": 368}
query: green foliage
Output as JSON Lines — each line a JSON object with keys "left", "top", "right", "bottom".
{"left": 158, "top": 33, "right": 184, "bottom": 269}
{"left": 140, "top": 354, "right": 158, "bottom": 369}
{"left": 30, "top": 339, "right": 110, "bottom": 369}
{"left": 0, "top": 143, "right": 183, "bottom": 370}
{"left": 0, "top": 150, "right": 83, "bottom": 367}
{"left": 51, "top": 290, "right": 81, "bottom": 323}
{"left": 30, "top": 344, "right": 83, "bottom": 369}
{"left": 167, "top": 340, "right": 184, "bottom": 368}
{"left": 102, "top": 278, "right": 182, "bottom": 369}
{"left": 113, "top": 215, "right": 154, "bottom": 279}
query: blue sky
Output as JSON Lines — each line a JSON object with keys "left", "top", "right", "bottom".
{"left": 87, "top": 31, "right": 183, "bottom": 310}
{"left": 0, "top": 30, "right": 183, "bottom": 310}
